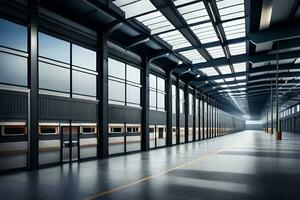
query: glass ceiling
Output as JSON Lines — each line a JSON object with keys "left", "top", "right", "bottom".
{"left": 179, "top": 49, "right": 206, "bottom": 64}
{"left": 113, "top": 0, "right": 248, "bottom": 112}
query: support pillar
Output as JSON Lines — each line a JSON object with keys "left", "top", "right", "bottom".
{"left": 271, "top": 79, "right": 274, "bottom": 134}
{"left": 176, "top": 77, "right": 180, "bottom": 144}
{"left": 192, "top": 89, "right": 196, "bottom": 141}
{"left": 198, "top": 92, "right": 201, "bottom": 140}
{"left": 28, "top": 0, "right": 39, "bottom": 170}
{"left": 166, "top": 70, "right": 173, "bottom": 147}
{"left": 97, "top": 31, "right": 109, "bottom": 158}
{"left": 141, "top": 55, "right": 150, "bottom": 150}
{"left": 184, "top": 83, "right": 189, "bottom": 143}
{"left": 206, "top": 97, "right": 209, "bottom": 139}
{"left": 275, "top": 42, "right": 282, "bottom": 140}
{"left": 202, "top": 94, "right": 205, "bottom": 140}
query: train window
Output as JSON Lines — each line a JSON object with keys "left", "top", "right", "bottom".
{"left": 40, "top": 126, "right": 58, "bottom": 135}
{"left": 127, "top": 127, "right": 132, "bottom": 132}
{"left": 158, "top": 128, "right": 164, "bottom": 138}
{"left": 2, "top": 126, "right": 26, "bottom": 136}
{"left": 82, "top": 127, "right": 96, "bottom": 134}
{"left": 149, "top": 128, "right": 155, "bottom": 132}
{"left": 110, "top": 127, "right": 122, "bottom": 133}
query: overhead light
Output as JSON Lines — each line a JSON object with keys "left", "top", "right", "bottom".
{"left": 205, "top": 80, "right": 208, "bottom": 84}
{"left": 259, "top": 0, "right": 273, "bottom": 31}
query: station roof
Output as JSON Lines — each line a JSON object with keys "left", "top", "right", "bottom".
{"left": 39, "top": 0, "right": 300, "bottom": 119}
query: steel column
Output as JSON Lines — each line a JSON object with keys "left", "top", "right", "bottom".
{"left": 28, "top": 0, "right": 39, "bottom": 170}
{"left": 97, "top": 30, "right": 109, "bottom": 158}
{"left": 141, "top": 55, "right": 150, "bottom": 151}
{"left": 184, "top": 83, "right": 189, "bottom": 143}
{"left": 192, "top": 89, "right": 196, "bottom": 141}
{"left": 202, "top": 95, "right": 205, "bottom": 140}
{"left": 275, "top": 42, "right": 282, "bottom": 140}
{"left": 176, "top": 76, "right": 180, "bottom": 144}
{"left": 166, "top": 70, "right": 172, "bottom": 147}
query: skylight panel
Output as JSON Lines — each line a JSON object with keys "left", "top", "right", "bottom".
{"left": 190, "top": 22, "right": 219, "bottom": 44}
{"left": 179, "top": 49, "right": 206, "bottom": 63}
{"left": 225, "top": 77, "right": 235, "bottom": 82}
{"left": 173, "top": 0, "right": 198, "bottom": 6}
{"left": 216, "top": 0, "right": 245, "bottom": 21}
{"left": 114, "top": 0, "right": 156, "bottom": 18}
{"left": 237, "top": 82, "right": 246, "bottom": 86}
{"left": 159, "top": 30, "right": 191, "bottom": 49}
{"left": 233, "top": 62, "right": 246, "bottom": 72}
{"left": 228, "top": 42, "right": 246, "bottom": 55}
{"left": 236, "top": 76, "right": 246, "bottom": 80}
{"left": 177, "top": 2, "right": 209, "bottom": 24}
{"left": 136, "top": 11, "right": 175, "bottom": 34}
{"left": 215, "top": 79, "right": 224, "bottom": 83}
{"left": 199, "top": 67, "right": 219, "bottom": 76}
{"left": 223, "top": 18, "right": 245, "bottom": 40}
{"left": 218, "top": 65, "right": 232, "bottom": 74}
{"left": 206, "top": 46, "right": 225, "bottom": 58}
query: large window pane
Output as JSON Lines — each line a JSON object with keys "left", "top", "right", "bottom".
{"left": 127, "top": 84, "right": 140, "bottom": 105}
{"left": 72, "top": 70, "right": 96, "bottom": 96}
{"left": 108, "top": 58, "right": 125, "bottom": 79}
{"left": 150, "top": 74, "right": 156, "bottom": 89}
{"left": 157, "top": 92, "right": 165, "bottom": 110}
{"left": 0, "top": 52, "right": 27, "bottom": 86}
{"left": 72, "top": 44, "right": 96, "bottom": 71}
{"left": 39, "top": 62, "right": 70, "bottom": 92}
{"left": 109, "top": 80, "right": 125, "bottom": 103}
{"left": 39, "top": 33, "right": 70, "bottom": 63}
{"left": 127, "top": 65, "right": 140, "bottom": 84}
{"left": 157, "top": 77, "right": 165, "bottom": 91}
{"left": 150, "top": 90, "right": 157, "bottom": 109}
{"left": 0, "top": 18, "right": 27, "bottom": 51}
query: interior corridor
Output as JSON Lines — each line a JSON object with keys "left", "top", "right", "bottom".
{"left": 1, "top": 131, "right": 300, "bottom": 200}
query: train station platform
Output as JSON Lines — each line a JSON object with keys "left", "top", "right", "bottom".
{"left": 1, "top": 130, "right": 300, "bottom": 200}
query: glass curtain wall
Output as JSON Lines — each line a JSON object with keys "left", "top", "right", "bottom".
{"left": 108, "top": 58, "right": 142, "bottom": 155}
{"left": 149, "top": 74, "right": 166, "bottom": 148}
{"left": 38, "top": 32, "right": 98, "bottom": 165}
{"left": 0, "top": 18, "right": 28, "bottom": 170}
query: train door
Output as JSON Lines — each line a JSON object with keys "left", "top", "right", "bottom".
{"left": 61, "top": 122, "right": 79, "bottom": 162}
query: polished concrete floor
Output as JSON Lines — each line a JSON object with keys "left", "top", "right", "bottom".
{"left": 1, "top": 130, "right": 300, "bottom": 200}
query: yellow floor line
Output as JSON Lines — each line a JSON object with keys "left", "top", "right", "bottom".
{"left": 85, "top": 148, "right": 226, "bottom": 200}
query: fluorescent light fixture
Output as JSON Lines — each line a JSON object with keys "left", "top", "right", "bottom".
{"left": 259, "top": 0, "right": 273, "bottom": 30}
